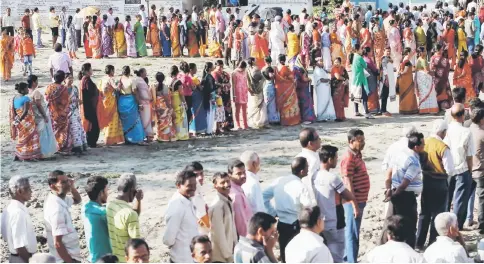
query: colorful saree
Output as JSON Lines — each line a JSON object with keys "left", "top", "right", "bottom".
{"left": 187, "top": 22, "right": 199, "bottom": 57}
{"left": 0, "top": 35, "right": 14, "bottom": 81}
{"left": 160, "top": 23, "right": 172, "bottom": 57}
{"left": 329, "top": 32, "right": 344, "bottom": 64}
{"left": 363, "top": 56, "right": 380, "bottom": 113}
{"left": 247, "top": 66, "right": 268, "bottom": 128}
{"left": 430, "top": 54, "right": 451, "bottom": 109}
{"left": 172, "top": 90, "right": 189, "bottom": 140}
{"left": 415, "top": 58, "right": 439, "bottom": 114}
{"left": 189, "top": 76, "right": 208, "bottom": 133}
{"left": 212, "top": 70, "right": 233, "bottom": 129}
{"left": 171, "top": 20, "right": 181, "bottom": 57}
{"left": 45, "top": 83, "right": 71, "bottom": 152}
{"left": 275, "top": 65, "right": 301, "bottom": 126}
{"left": 262, "top": 66, "right": 280, "bottom": 123}
{"left": 10, "top": 96, "right": 42, "bottom": 160}
{"left": 146, "top": 22, "right": 161, "bottom": 57}
{"left": 154, "top": 87, "right": 176, "bottom": 141}
{"left": 373, "top": 28, "right": 386, "bottom": 70}
{"left": 313, "top": 65, "right": 336, "bottom": 121}
{"left": 88, "top": 23, "right": 102, "bottom": 59}
{"left": 118, "top": 82, "right": 145, "bottom": 144}
{"left": 29, "top": 89, "right": 57, "bottom": 157}
{"left": 67, "top": 86, "right": 88, "bottom": 150}
{"left": 124, "top": 22, "right": 137, "bottom": 57}
{"left": 331, "top": 65, "right": 349, "bottom": 120}
{"left": 453, "top": 63, "right": 476, "bottom": 107}
{"left": 136, "top": 77, "right": 154, "bottom": 140}
{"left": 471, "top": 56, "right": 484, "bottom": 95}
{"left": 251, "top": 33, "right": 269, "bottom": 69}
{"left": 134, "top": 21, "right": 147, "bottom": 57}
{"left": 101, "top": 21, "right": 114, "bottom": 57}
{"left": 84, "top": 22, "right": 93, "bottom": 58}
{"left": 98, "top": 76, "right": 124, "bottom": 145}
{"left": 293, "top": 57, "right": 316, "bottom": 123}
{"left": 113, "top": 23, "right": 127, "bottom": 57}
{"left": 398, "top": 60, "right": 419, "bottom": 114}
{"left": 287, "top": 32, "right": 299, "bottom": 62}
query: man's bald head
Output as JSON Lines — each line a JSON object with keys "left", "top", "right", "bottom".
{"left": 450, "top": 103, "right": 465, "bottom": 121}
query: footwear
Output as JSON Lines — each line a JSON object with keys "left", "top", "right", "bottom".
{"left": 383, "top": 112, "right": 392, "bottom": 117}
{"left": 365, "top": 114, "right": 375, "bottom": 119}
{"left": 465, "top": 220, "right": 475, "bottom": 229}
{"left": 355, "top": 112, "right": 363, "bottom": 117}
{"left": 374, "top": 112, "right": 382, "bottom": 116}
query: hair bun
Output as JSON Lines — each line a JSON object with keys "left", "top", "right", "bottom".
{"left": 14, "top": 84, "right": 20, "bottom": 91}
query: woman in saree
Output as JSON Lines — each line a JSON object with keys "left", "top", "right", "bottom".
{"left": 160, "top": 16, "right": 172, "bottom": 57}
{"left": 252, "top": 24, "right": 269, "bottom": 69}
{"left": 10, "top": 82, "right": 42, "bottom": 161}
{"left": 287, "top": 25, "right": 299, "bottom": 63}
{"left": 171, "top": 79, "right": 189, "bottom": 140}
{"left": 83, "top": 17, "right": 93, "bottom": 58}
{"left": 247, "top": 57, "right": 268, "bottom": 129}
{"left": 300, "top": 25, "right": 312, "bottom": 69}
{"left": 101, "top": 14, "right": 114, "bottom": 58}
{"left": 151, "top": 72, "right": 176, "bottom": 141}
{"left": 350, "top": 47, "right": 372, "bottom": 118}
{"left": 372, "top": 18, "right": 387, "bottom": 70}
{"left": 88, "top": 16, "right": 102, "bottom": 59}
{"left": 146, "top": 17, "right": 161, "bottom": 57}
{"left": 397, "top": 47, "right": 419, "bottom": 115}
{"left": 189, "top": 63, "right": 208, "bottom": 134}
{"left": 379, "top": 47, "right": 397, "bottom": 116}
{"left": 124, "top": 15, "right": 137, "bottom": 58}
{"left": 79, "top": 63, "right": 101, "bottom": 148}
{"left": 171, "top": 15, "right": 181, "bottom": 57}
{"left": 415, "top": 47, "right": 439, "bottom": 114}
{"left": 118, "top": 66, "right": 146, "bottom": 145}
{"left": 330, "top": 25, "right": 344, "bottom": 66}
{"left": 457, "top": 20, "right": 468, "bottom": 54}
{"left": 98, "top": 65, "right": 124, "bottom": 145}
{"left": 113, "top": 17, "right": 127, "bottom": 57}
{"left": 403, "top": 20, "right": 416, "bottom": 65}
{"left": 293, "top": 55, "right": 316, "bottom": 124}
{"left": 134, "top": 15, "right": 148, "bottom": 57}
{"left": 362, "top": 47, "right": 380, "bottom": 114}
{"left": 430, "top": 46, "right": 452, "bottom": 110}
{"left": 313, "top": 57, "right": 336, "bottom": 121}
{"left": 28, "top": 75, "right": 57, "bottom": 158}
{"left": 275, "top": 54, "right": 301, "bottom": 126}
{"left": 66, "top": 73, "right": 88, "bottom": 154}
{"left": 198, "top": 13, "right": 208, "bottom": 57}
{"left": 0, "top": 29, "right": 14, "bottom": 81}
{"left": 359, "top": 22, "right": 372, "bottom": 56}
{"left": 331, "top": 57, "right": 349, "bottom": 121}
{"left": 212, "top": 60, "right": 233, "bottom": 130}
{"left": 442, "top": 23, "right": 456, "bottom": 69}
{"left": 453, "top": 51, "right": 476, "bottom": 106}
{"left": 202, "top": 62, "right": 222, "bottom": 135}
{"left": 186, "top": 16, "right": 199, "bottom": 57}
{"left": 262, "top": 57, "right": 280, "bottom": 124}
{"left": 66, "top": 16, "right": 79, "bottom": 59}
{"left": 231, "top": 61, "right": 250, "bottom": 130}
{"left": 321, "top": 26, "right": 332, "bottom": 70}
{"left": 134, "top": 68, "right": 154, "bottom": 142}
{"left": 470, "top": 47, "right": 484, "bottom": 95}
{"left": 45, "top": 71, "right": 71, "bottom": 152}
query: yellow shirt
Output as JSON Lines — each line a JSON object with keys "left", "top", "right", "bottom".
{"left": 106, "top": 199, "right": 140, "bottom": 261}
{"left": 48, "top": 13, "right": 59, "bottom": 28}
{"left": 287, "top": 32, "right": 300, "bottom": 59}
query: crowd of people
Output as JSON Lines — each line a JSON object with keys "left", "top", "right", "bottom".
{"left": 2, "top": 111, "right": 484, "bottom": 263}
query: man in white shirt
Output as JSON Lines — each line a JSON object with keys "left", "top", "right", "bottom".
{"left": 59, "top": 7, "right": 67, "bottom": 48}
{"left": 285, "top": 206, "right": 333, "bottom": 263}
{"left": 163, "top": 170, "right": 200, "bottom": 263}
{"left": 31, "top": 8, "right": 43, "bottom": 48}
{"left": 1, "top": 8, "right": 14, "bottom": 36}
{"left": 367, "top": 215, "right": 424, "bottom": 263}
{"left": 424, "top": 212, "right": 473, "bottom": 262}
{"left": 314, "top": 145, "right": 356, "bottom": 262}
{"left": 241, "top": 151, "right": 266, "bottom": 213}
{"left": 382, "top": 126, "right": 418, "bottom": 171}
{"left": 262, "top": 157, "right": 313, "bottom": 262}
{"left": 192, "top": 6, "right": 199, "bottom": 23}
{"left": 106, "top": 8, "right": 115, "bottom": 27}
{"left": 48, "top": 43, "right": 73, "bottom": 80}
{"left": 296, "top": 127, "right": 322, "bottom": 205}
{"left": 225, "top": 8, "right": 232, "bottom": 27}
{"left": 44, "top": 170, "right": 82, "bottom": 263}
{"left": 185, "top": 162, "right": 209, "bottom": 235}
{"left": 73, "top": 9, "right": 83, "bottom": 48}
{"left": 416, "top": 120, "right": 454, "bottom": 250}
{"left": 467, "top": 0, "right": 477, "bottom": 12}
{"left": 445, "top": 103, "right": 476, "bottom": 230}
{"left": 48, "top": 7, "right": 60, "bottom": 48}
{"left": 1, "top": 176, "right": 37, "bottom": 263}
{"left": 292, "top": 15, "right": 301, "bottom": 35}
{"left": 139, "top": 5, "right": 149, "bottom": 38}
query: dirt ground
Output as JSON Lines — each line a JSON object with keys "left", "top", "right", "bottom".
{"left": 0, "top": 32, "right": 481, "bottom": 262}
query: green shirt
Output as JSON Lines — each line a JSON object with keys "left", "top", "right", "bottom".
{"left": 106, "top": 199, "right": 140, "bottom": 261}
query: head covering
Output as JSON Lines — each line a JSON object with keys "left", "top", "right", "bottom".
{"left": 432, "top": 119, "right": 448, "bottom": 134}
{"left": 274, "top": 15, "right": 282, "bottom": 22}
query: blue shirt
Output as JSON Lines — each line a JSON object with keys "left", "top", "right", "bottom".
{"left": 13, "top": 96, "right": 30, "bottom": 109}
{"left": 390, "top": 149, "right": 423, "bottom": 194}
{"left": 365, "top": 11, "right": 373, "bottom": 24}
{"left": 82, "top": 201, "right": 112, "bottom": 262}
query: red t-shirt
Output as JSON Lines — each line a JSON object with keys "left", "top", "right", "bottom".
{"left": 176, "top": 72, "right": 193, "bottom": 96}
{"left": 21, "top": 15, "right": 31, "bottom": 29}
{"left": 340, "top": 148, "right": 370, "bottom": 204}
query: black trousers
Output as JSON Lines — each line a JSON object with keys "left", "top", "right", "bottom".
{"left": 185, "top": 95, "right": 193, "bottom": 125}
{"left": 391, "top": 190, "right": 417, "bottom": 248}
{"left": 76, "top": 29, "right": 82, "bottom": 47}
{"left": 476, "top": 177, "right": 484, "bottom": 231}
{"left": 86, "top": 118, "right": 100, "bottom": 148}
{"left": 143, "top": 26, "right": 147, "bottom": 38}
{"left": 380, "top": 82, "right": 389, "bottom": 113}
{"left": 416, "top": 177, "right": 448, "bottom": 248}
{"left": 2, "top": 26, "right": 14, "bottom": 36}
{"left": 224, "top": 47, "right": 231, "bottom": 66}
{"left": 354, "top": 86, "right": 369, "bottom": 114}
{"left": 277, "top": 220, "right": 300, "bottom": 263}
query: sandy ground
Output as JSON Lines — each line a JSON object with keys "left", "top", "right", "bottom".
{"left": 0, "top": 33, "right": 481, "bottom": 262}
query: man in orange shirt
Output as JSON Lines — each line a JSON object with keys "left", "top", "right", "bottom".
{"left": 21, "top": 9, "right": 32, "bottom": 39}
{"left": 19, "top": 31, "right": 36, "bottom": 76}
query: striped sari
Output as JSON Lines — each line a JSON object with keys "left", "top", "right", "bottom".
{"left": 275, "top": 65, "right": 301, "bottom": 126}
{"left": 10, "top": 96, "right": 42, "bottom": 160}
{"left": 99, "top": 76, "right": 124, "bottom": 145}
{"left": 113, "top": 23, "right": 127, "bottom": 57}
{"left": 45, "top": 83, "right": 71, "bottom": 152}
{"left": 153, "top": 87, "right": 176, "bottom": 142}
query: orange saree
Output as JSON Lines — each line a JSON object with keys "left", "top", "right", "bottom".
{"left": 154, "top": 92, "right": 176, "bottom": 142}
{"left": 453, "top": 63, "right": 476, "bottom": 107}
{"left": 146, "top": 23, "right": 161, "bottom": 57}
{"left": 0, "top": 36, "right": 14, "bottom": 81}
{"left": 251, "top": 33, "right": 269, "bottom": 69}
{"left": 45, "top": 83, "right": 71, "bottom": 152}
{"left": 10, "top": 97, "right": 42, "bottom": 160}
{"left": 275, "top": 65, "right": 301, "bottom": 126}
{"left": 98, "top": 77, "right": 124, "bottom": 145}
{"left": 398, "top": 60, "right": 419, "bottom": 114}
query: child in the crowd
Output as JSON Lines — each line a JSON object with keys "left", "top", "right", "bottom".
{"left": 19, "top": 31, "right": 36, "bottom": 76}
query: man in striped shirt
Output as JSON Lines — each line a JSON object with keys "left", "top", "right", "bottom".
{"left": 106, "top": 173, "right": 143, "bottom": 261}
{"left": 340, "top": 129, "right": 370, "bottom": 263}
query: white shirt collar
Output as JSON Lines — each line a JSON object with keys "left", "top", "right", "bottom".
{"left": 9, "top": 199, "right": 28, "bottom": 213}
{"left": 48, "top": 192, "right": 69, "bottom": 209}
{"left": 431, "top": 134, "right": 444, "bottom": 141}
{"left": 436, "top": 235, "right": 457, "bottom": 244}
{"left": 246, "top": 170, "right": 260, "bottom": 182}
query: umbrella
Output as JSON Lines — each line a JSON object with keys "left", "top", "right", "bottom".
{"left": 260, "top": 7, "right": 283, "bottom": 22}
{"left": 246, "top": 4, "right": 260, "bottom": 16}
{"left": 80, "top": 6, "right": 100, "bottom": 17}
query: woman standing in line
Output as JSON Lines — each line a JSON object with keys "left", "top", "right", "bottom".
{"left": 212, "top": 60, "right": 233, "bottom": 130}
{"left": 171, "top": 78, "right": 189, "bottom": 140}
{"left": 231, "top": 60, "right": 250, "bottom": 130}
{"left": 10, "top": 82, "right": 42, "bottom": 161}
{"left": 98, "top": 65, "right": 124, "bottom": 145}
{"left": 203, "top": 62, "right": 222, "bottom": 135}
{"left": 113, "top": 17, "right": 127, "bottom": 58}
{"left": 159, "top": 16, "right": 172, "bottom": 57}
{"left": 189, "top": 63, "right": 208, "bottom": 135}
{"left": 66, "top": 73, "right": 88, "bottom": 154}
{"left": 275, "top": 54, "right": 301, "bottom": 126}
{"left": 83, "top": 17, "right": 93, "bottom": 58}
{"left": 134, "top": 15, "right": 148, "bottom": 57}
{"left": 415, "top": 47, "right": 439, "bottom": 114}
{"left": 45, "top": 70, "right": 71, "bottom": 152}
{"left": 262, "top": 57, "right": 280, "bottom": 124}
{"left": 430, "top": 46, "right": 452, "bottom": 110}
{"left": 453, "top": 51, "right": 476, "bottom": 106}
{"left": 171, "top": 15, "right": 181, "bottom": 57}
{"left": 79, "top": 63, "right": 101, "bottom": 148}
{"left": 186, "top": 15, "right": 200, "bottom": 57}
{"left": 313, "top": 57, "right": 336, "bottom": 121}
{"left": 124, "top": 15, "right": 137, "bottom": 58}
{"left": 28, "top": 75, "right": 57, "bottom": 158}
{"left": 293, "top": 55, "right": 316, "bottom": 124}
{"left": 101, "top": 14, "right": 114, "bottom": 58}
{"left": 134, "top": 68, "right": 154, "bottom": 142}
{"left": 147, "top": 17, "right": 161, "bottom": 57}
{"left": 66, "top": 16, "right": 79, "bottom": 59}
{"left": 246, "top": 57, "right": 267, "bottom": 129}
{"left": 152, "top": 72, "right": 176, "bottom": 142}
{"left": 331, "top": 57, "right": 349, "bottom": 121}
{"left": 398, "top": 47, "right": 419, "bottom": 115}
{"left": 0, "top": 29, "right": 14, "bottom": 81}
{"left": 88, "top": 15, "right": 102, "bottom": 59}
